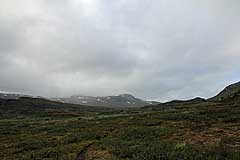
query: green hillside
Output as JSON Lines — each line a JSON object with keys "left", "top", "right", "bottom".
{"left": 0, "top": 97, "right": 113, "bottom": 118}
{"left": 210, "top": 82, "right": 240, "bottom": 102}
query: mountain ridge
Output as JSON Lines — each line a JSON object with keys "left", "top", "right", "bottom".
{"left": 51, "top": 94, "right": 160, "bottom": 107}
{"left": 209, "top": 81, "right": 240, "bottom": 102}
{"left": 144, "top": 81, "right": 240, "bottom": 110}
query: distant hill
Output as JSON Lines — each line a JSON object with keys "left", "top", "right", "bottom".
{"left": 0, "top": 93, "right": 31, "bottom": 99}
{"left": 51, "top": 94, "right": 160, "bottom": 107}
{"left": 162, "top": 97, "right": 206, "bottom": 106}
{"left": 0, "top": 97, "right": 112, "bottom": 117}
{"left": 0, "top": 92, "right": 47, "bottom": 99}
{"left": 144, "top": 81, "right": 240, "bottom": 110}
{"left": 209, "top": 81, "right": 240, "bottom": 102}
{"left": 143, "top": 97, "right": 206, "bottom": 110}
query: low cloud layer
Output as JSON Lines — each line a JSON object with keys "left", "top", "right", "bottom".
{"left": 0, "top": 0, "right": 240, "bottom": 101}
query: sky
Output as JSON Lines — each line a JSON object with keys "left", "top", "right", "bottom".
{"left": 0, "top": 0, "right": 240, "bottom": 101}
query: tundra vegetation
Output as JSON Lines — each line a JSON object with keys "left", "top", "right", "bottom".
{"left": 0, "top": 83, "right": 240, "bottom": 160}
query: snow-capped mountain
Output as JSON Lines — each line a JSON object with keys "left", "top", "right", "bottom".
{"left": 52, "top": 94, "right": 159, "bottom": 107}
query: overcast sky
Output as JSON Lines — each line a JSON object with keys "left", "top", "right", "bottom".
{"left": 0, "top": 0, "right": 240, "bottom": 101}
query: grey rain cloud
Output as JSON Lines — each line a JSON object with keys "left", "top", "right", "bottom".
{"left": 0, "top": 0, "right": 240, "bottom": 101}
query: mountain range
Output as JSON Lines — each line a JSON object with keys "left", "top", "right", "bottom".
{"left": 51, "top": 94, "right": 160, "bottom": 107}
{"left": 0, "top": 92, "right": 160, "bottom": 108}
{"left": 1, "top": 81, "right": 240, "bottom": 108}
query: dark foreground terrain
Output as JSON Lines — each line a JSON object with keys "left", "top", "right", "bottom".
{"left": 0, "top": 82, "right": 240, "bottom": 160}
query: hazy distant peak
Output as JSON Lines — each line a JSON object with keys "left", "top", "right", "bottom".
{"left": 119, "top": 94, "right": 135, "bottom": 98}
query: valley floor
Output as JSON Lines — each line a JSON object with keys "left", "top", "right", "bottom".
{"left": 1, "top": 101, "right": 240, "bottom": 160}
